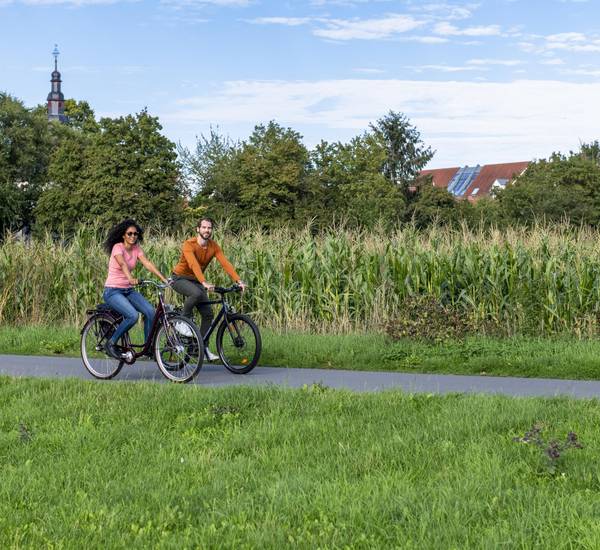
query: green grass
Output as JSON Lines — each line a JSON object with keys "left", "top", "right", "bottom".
{"left": 3, "top": 325, "right": 600, "bottom": 380}
{"left": 0, "top": 377, "right": 599, "bottom": 547}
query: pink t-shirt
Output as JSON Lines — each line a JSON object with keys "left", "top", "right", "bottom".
{"left": 104, "top": 243, "right": 144, "bottom": 288}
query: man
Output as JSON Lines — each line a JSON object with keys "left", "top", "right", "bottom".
{"left": 171, "top": 217, "right": 246, "bottom": 361}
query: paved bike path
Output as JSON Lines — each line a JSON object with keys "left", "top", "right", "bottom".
{"left": 2, "top": 354, "right": 600, "bottom": 398}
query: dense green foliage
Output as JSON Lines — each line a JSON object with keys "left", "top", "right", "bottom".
{"left": 4, "top": 224, "right": 600, "bottom": 335}
{"left": 183, "top": 113, "right": 432, "bottom": 230}
{"left": 1, "top": 96, "right": 184, "bottom": 233}
{"left": 35, "top": 108, "right": 184, "bottom": 231}
{"left": 497, "top": 144, "right": 600, "bottom": 226}
{"left": 1, "top": 377, "right": 599, "bottom": 547}
{"left": 0, "top": 93, "right": 53, "bottom": 232}
{"left": 2, "top": 90, "right": 600, "bottom": 233}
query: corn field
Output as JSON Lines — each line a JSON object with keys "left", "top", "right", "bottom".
{"left": 3, "top": 223, "right": 600, "bottom": 335}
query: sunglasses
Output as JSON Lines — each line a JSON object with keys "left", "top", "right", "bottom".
{"left": 126, "top": 231, "right": 139, "bottom": 237}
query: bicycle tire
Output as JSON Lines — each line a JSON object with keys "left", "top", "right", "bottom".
{"left": 80, "top": 313, "right": 124, "bottom": 379}
{"left": 154, "top": 314, "right": 203, "bottom": 383}
{"left": 216, "top": 313, "right": 261, "bottom": 374}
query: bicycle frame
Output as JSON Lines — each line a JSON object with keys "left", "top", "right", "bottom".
{"left": 116, "top": 282, "right": 174, "bottom": 363}
{"left": 201, "top": 291, "right": 236, "bottom": 346}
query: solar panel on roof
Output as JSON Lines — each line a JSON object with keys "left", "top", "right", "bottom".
{"left": 447, "top": 165, "right": 481, "bottom": 197}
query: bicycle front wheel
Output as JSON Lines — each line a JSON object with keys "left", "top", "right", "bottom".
{"left": 154, "top": 314, "right": 203, "bottom": 383}
{"left": 80, "top": 314, "right": 124, "bottom": 379}
{"left": 216, "top": 313, "right": 261, "bottom": 374}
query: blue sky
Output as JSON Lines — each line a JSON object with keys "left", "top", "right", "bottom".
{"left": 1, "top": 0, "right": 599, "bottom": 167}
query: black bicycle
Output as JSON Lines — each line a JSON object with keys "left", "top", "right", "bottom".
{"left": 80, "top": 280, "right": 203, "bottom": 383}
{"left": 201, "top": 284, "right": 261, "bottom": 374}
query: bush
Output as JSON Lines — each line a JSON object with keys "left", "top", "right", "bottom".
{"left": 385, "top": 294, "right": 473, "bottom": 343}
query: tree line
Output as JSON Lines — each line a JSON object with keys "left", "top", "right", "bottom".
{"left": 2, "top": 91, "right": 600, "bottom": 235}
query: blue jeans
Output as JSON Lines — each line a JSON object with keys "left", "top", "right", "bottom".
{"left": 103, "top": 287, "right": 155, "bottom": 344}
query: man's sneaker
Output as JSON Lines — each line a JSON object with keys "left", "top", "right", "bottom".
{"left": 205, "top": 348, "right": 219, "bottom": 362}
{"left": 104, "top": 340, "right": 122, "bottom": 360}
{"left": 174, "top": 321, "right": 193, "bottom": 337}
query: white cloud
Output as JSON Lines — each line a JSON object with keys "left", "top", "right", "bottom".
{"left": 546, "top": 33, "right": 600, "bottom": 52}
{"left": 412, "top": 2, "right": 478, "bottom": 21}
{"left": 467, "top": 58, "right": 522, "bottom": 66}
{"left": 162, "top": 78, "right": 600, "bottom": 166}
{"left": 433, "top": 22, "right": 501, "bottom": 36}
{"left": 161, "top": 0, "right": 251, "bottom": 7}
{"left": 248, "top": 17, "right": 311, "bottom": 26}
{"left": 405, "top": 64, "right": 487, "bottom": 73}
{"left": 541, "top": 58, "right": 565, "bottom": 65}
{"left": 313, "top": 14, "right": 425, "bottom": 40}
{"left": 520, "top": 31, "right": 600, "bottom": 54}
{"left": 20, "top": 0, "right": 119, "bottom": 4}
{"left": 248, "top": 13, "right": 429, "bottom": 41}
{"left": 565, "top": 68, "right": 600, "bottom": 77}
{"left": 404, "top": 35, "right": 448, "bottom": 44}
{"left": 353, "top": 67, "right": 385, "bottom": 74}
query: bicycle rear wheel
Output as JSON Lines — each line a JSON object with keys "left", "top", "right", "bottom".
{"left": 80, "top": 314, "right": 124, "bottom": 379}
{"left": 154, "top": 314, "right": 203, "bottom": 383}
{"left": 216, "top": 313, "right": 261, "bottom": 374}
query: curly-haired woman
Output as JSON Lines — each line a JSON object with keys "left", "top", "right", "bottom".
{"left": 103, "top": 219, "right": 168, "bottom": 359}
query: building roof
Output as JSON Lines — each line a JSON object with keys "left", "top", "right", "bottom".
{"left": 464, "top": 161, "right": 530, "bottom": 201}
{"left": 419, "top": 161, "right": 530, "bottom": 200}
{"left": 419, "top": 167, "right": 460, "bottom": 188}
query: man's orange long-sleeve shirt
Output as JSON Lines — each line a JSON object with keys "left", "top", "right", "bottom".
{"left": 172, "top": 238, "right": 240, "bottom": 283}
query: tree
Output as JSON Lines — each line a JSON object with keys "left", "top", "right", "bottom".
{"left": 235, "top": 122, "right": 311, "bottom": 227}
{"left": 408, "top": 182, "right": 458, "bottom": 229}
{"left": 188, "top": 121, "right": 313, "bottom": 229}
{"left": 495, "top": 146, "right": 600, "bottom": 226}
{"left": 35, "top": 109, "right": 185, "bottom": 232}
{"left": 0, "top": 180, "right": 24, "bottom": 233}
{"left": 307, "top": 132, "right": 408, "bottom": 228}
{"left": 0, "top": 93, "right": 53, "bottom": 231}
{"left": 179, "top": 127, "right": 238, "bottom": 196}
{"left": 63, "top": 99, "right": 99, "bottom": 133}
{"left": 181, "top": 128, "right": 244, "bottom": 221}
{"left": 370, "top": 110, "right": 434, "bottom": 196}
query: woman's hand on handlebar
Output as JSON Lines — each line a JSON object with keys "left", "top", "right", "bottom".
{"left": 129, "top": 277, "right": 139, "bottom": 286}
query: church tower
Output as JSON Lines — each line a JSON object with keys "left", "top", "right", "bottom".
{"left": 47, "top": 45, "right": 68, "bottom": 123}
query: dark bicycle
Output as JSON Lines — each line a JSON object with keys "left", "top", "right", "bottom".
{"left": 80, "top": 280, "right": 203, "bottom": 383}
{"left": 199, "top": 284, "right": 261, "bottom": 374}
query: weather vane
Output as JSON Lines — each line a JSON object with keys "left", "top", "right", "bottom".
{"left": 52, "top": 44, "right": 60, "bottom": 70}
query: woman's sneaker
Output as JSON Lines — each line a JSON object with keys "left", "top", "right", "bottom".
{"left": 104, "top": 340, "right": 122, "bottom": 360}
{"left": 174, "top": 321, "right": 193, "bottom": 337}
{"left": 205, "top": 348, "right": 219, "bottom": 362}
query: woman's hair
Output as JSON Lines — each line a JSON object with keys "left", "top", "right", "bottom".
{"left": 103, "top": 219, "right": 144, "bottom": 255}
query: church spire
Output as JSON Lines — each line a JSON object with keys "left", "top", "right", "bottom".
{"left": 47, "top": 44, "right": 68, "bottom": 123}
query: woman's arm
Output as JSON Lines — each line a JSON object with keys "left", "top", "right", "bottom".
{"left": 114, "top": 253, "right": 138, "bottom": 285}
{"left": 139, "top": 255, "right": 168, "bottom": 283}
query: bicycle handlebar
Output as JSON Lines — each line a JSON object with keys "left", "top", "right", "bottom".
{"left": 136, "top": 279, "right": 168, "bottom": 290}
{"left": 212, "top": 284, "right": 242, "bottom": 294}
{"left": 136, "top": 280, "right": 242, "bottom": 294}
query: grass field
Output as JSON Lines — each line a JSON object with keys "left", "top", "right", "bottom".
{"left": 3, "top": 325, "right": 600, "bottom": 380}
{"left": 0, "top": 377, "right": 598, "bottom": 547}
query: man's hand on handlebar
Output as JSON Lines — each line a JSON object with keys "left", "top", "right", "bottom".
{"left": 202, "top": 281, "right": 215, "bottom": 292}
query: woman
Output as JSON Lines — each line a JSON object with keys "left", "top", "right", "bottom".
{"left": 103, "top": 219, "right": 168, "bottom": 359}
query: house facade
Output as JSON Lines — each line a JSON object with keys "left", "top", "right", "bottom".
{"left": 420, "top": 161, "right": 530, "bottom": 201}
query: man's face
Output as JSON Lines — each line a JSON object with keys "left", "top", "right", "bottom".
{"left": 197, "top": 221, "right": 213, "bottom": 240}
